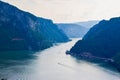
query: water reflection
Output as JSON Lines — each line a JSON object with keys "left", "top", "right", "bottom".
{"left": 0, "top": 51, "right": 37, "bottom": 65}
{"left": 0, "top": 51, "right": 37, "bottom": 79}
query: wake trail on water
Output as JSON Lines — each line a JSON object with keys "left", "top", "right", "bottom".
{"left": 57, "top": 62, "right": 80, "bottom": 71}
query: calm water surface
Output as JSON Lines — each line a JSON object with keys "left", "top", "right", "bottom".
{"left": 0, "top": 39, "right": 120, "bottom": 80}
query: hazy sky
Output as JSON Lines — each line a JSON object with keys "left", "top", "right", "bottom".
{"left": 2, "top": 0, "right": 120, "bottom": 23}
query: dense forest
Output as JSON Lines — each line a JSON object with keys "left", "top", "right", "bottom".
{"left": 0, "top": 1, "right": 69, "bottom": 51}
{"left": 70, "top": 17, "right": 120, "bottom": 71}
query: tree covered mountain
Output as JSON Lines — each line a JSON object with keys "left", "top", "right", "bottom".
{"left": 57, "top": 23, "right": 89, "bottom": 38}
{"left": 70, "top": 17, "right": 120, "bottom": 71}
{"left": 0, "top": 1, "right": 69, "bottom": 51}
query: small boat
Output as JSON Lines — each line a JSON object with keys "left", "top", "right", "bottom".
{"left": 65, "top": 50, "right": 71, "bottom": 55}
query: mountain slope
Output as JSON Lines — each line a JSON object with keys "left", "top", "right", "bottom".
{"left": 70, "top": 17, "right": 120, "bottom": 71}
{"left": 0, "top": 1, "right": 69, "bottom": 51}
{"left": 57, "top": 23, "right": 89, "bottom": 38}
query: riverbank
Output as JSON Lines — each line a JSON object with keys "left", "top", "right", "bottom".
{"left": 66, "top": 51, "right": 120, "bottom": 72}
{"left": 0, "top": 39, "right": 120, "bottom": 80}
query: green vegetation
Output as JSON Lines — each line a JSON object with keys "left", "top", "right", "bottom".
{"left": 0, "top": 1, "right": 69, "bottom": 51}
{"left": 70, "top": 17, "right": 120, "bottom": 71}
{"left": 113, "top": 53, "right": 120, "bottom": 71}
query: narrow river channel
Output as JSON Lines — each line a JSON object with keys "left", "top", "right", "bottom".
{"left": 0, "top": 39, "right": 120, "bottom": 80}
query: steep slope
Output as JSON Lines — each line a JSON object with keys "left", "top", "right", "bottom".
{"left": 70, "top": 17, "right": 120, "bottom": 71}
{"left": 0, "top": 1, "right": 69, "bottom": 51}
{"left": 39, "top": 19, "right": 69, "bottom": 42}
{"left": 57, "top": 23, "right": 88, "bottom": 38}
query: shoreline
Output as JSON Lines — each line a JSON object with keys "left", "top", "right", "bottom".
{"left": 66, "top": 50, "right": 120, "bottom": 73}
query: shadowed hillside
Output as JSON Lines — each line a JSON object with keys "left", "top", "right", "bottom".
{"left": 0, "top": 1, "right": 69, "bottom": 51}
{"left": 70, "top": 17, "right": 120, "bottom": 71}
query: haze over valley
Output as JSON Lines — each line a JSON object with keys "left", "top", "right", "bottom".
{"left": 0, "top": 0, "right": 120, "bottom": 80}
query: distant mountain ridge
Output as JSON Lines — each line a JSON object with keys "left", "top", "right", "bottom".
{"left": 57, "top": 23, "right": 89, "bottom": 38}
{"left": 76, "top": 20, "right": 99, "bottom": 28}
{"left": 0, "top": 1, "right": 69, "bottom": 51}
{"left": 57, "top": 20, "right": 99, "bottom": 38}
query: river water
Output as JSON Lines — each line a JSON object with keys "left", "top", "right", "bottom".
{"left": 0, "top": 39, "right": 120, "bottom": 80}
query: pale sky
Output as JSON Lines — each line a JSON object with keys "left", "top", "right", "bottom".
{"left": 2, "top": 0, "right": 120, "bottom": 23}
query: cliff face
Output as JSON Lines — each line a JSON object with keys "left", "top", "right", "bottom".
{"left": 0, "top": 1, "right": 69, "bottom": 51}
{"left": 57, "top": 23, "right": 88, "bottom": 38}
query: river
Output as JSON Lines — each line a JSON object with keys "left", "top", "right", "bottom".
{"left": 0, "top": 39, "right": 120, "bottom": 80}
